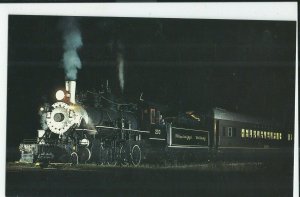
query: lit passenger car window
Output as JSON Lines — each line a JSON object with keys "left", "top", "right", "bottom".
{"left": 279, "top": 133, "right": 282, "bottom": 140}
{"left": 228, "top": 127, "right": 232, "bottom": 137}
{"left": 288, "top": 134, "right": 293, "bottom": 141}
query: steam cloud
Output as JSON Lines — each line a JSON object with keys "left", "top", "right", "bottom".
{"left": 39, "top": 112, "right": 48, "bottom": 130}
{"left": 61, "top": 17, "right": 83, "bottom": 80}
{"left": 110, "top": 40, "right": 125, "bottom": 93}
{"left": 117, "top": 52, "right": 125, "bottom": 92}
{"left": 39, "top": 103, "right": 50, "bottom": 130}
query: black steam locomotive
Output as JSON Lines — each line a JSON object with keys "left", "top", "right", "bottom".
{"left": 19, "top": 81, "right": 294, "bottom": 167}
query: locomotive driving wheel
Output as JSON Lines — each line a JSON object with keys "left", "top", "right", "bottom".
{"left": 71, "top": 152, "right": 79, "bottom": 165}
{"left": 130, "top": 144, "right": 142, "bottom": 166}
{"left": 78, "top": 147, "right": 91, "bottom": 164}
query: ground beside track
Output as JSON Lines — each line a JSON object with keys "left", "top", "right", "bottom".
{"left": 6, "top": 162, "right": 293, "bottom": 197}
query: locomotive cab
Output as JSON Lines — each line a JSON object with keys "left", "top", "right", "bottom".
{"left": 140, "top": 104, "right": 166, "bottom": 141}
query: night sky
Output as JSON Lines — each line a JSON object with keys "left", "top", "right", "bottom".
{"left": 7, "top": 15, "right": 296, "bottom": 160}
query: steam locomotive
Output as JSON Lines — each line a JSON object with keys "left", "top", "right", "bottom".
{"left": 19, "top": 80, "right": 294, "bottom": 167}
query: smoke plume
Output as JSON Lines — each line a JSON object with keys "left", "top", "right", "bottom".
{"left": 60, "top": 17, "right": 83, "bottom": 80}
{"left": 117, "top": 52, "right": 125, "bottom": 92}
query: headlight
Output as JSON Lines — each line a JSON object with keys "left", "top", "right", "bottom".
{"left": 55, "top": 90, "right": 65, "bottom": 101}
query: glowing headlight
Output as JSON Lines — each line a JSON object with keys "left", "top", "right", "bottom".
{"left": 55, "top": 90, "right": 65, "bottom": 101}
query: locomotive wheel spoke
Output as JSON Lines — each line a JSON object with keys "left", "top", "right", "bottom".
{"left": 104, "top": 148, "right": 110, "bottom": 165}
{"left": 119, "top": 144, "right": 129, "bottom": 166}
{"left": 107, "top": 148, "right": 117, "bottom": 166}
{"left": 98, "top": 145, "right": 106, "bottom": 165}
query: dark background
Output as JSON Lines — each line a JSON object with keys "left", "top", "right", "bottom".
{"left": 6, "top": 15, "right": 296, "bottom": 161}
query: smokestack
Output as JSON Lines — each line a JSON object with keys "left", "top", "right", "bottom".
{"left": 65, "top": 81, "right": 76, "bottom": 104}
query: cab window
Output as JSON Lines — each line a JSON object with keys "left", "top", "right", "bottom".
{"left": 150, "top": 108, "right": 156, "bottom": 124}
